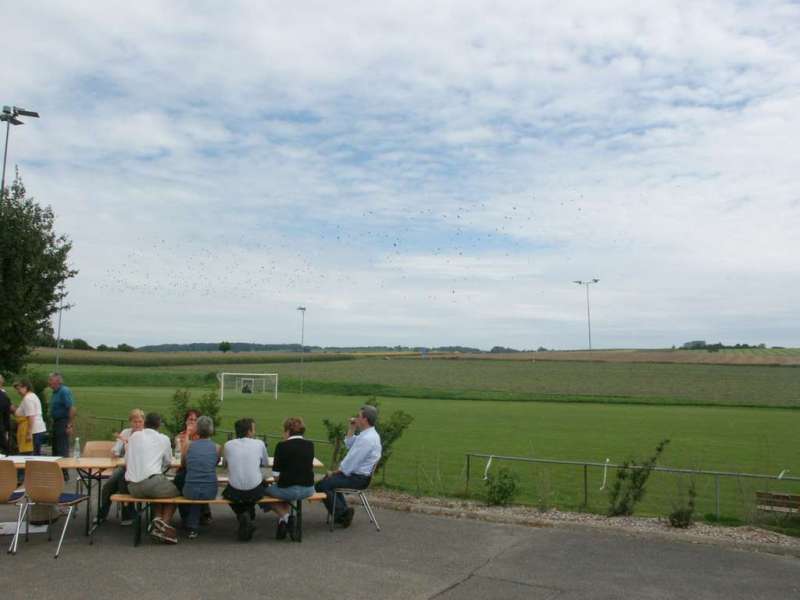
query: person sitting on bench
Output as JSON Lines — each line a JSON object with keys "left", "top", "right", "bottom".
{"left": 221, "top": 418, "right": 269, "bottom": 541}
{"left": 265, "top": 417, "right": 316, "bottom": 540}
{"left": 97, "top": 408, "right": 145, "bottom": 525}
{"left": 315, "top": 405, "right": 382, "bottom": 528}
{"left": 125, "top": 412, "right": 180, "bottom": 544}
{"left": 178, "top": 416, "right": 220, "bottom": 539}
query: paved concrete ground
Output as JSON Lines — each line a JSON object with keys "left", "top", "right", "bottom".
{"left": 2, "top": 503, "right": 798, "bottom": 600}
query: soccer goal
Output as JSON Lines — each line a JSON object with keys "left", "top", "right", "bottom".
{"left": 217, "top": 372, "right": 279, "bottom": 403}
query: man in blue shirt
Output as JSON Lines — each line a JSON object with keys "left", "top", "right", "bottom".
{"left": 49, "top": 372, "right": 76, "bottom": 459}
{"left": 315, "top": 405, "right": 381, "bottom": 528}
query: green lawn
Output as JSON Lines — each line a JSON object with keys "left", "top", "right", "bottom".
{"left": 72, "top": 386, "right": 800, "bottom": 521}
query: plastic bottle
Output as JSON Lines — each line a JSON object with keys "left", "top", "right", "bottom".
{"left": 73, "top": 437, "right": 81, "bottom": 459}
{"left": 174, "top": 444, "right": 181, "bottom": 463}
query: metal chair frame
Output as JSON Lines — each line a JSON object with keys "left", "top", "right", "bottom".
{"left": 1, "top": 460, "right": 27, "bottom": 554}
{"left": 328, "top": 463, "right": 381, "bottom": 532}
{"left": 8, "top": 460, "right": 91, "bottom": 558}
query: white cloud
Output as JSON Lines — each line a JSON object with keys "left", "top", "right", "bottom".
{"left": 5, "top": 1, "right": 800, "bottom": 349}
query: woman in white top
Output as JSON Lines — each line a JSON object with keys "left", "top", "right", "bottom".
{"left": 13, "top": 379, "right": 47, "bottom": 455}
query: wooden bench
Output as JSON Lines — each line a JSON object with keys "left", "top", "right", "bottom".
{"left": 110, "top": 492, "right": 327, "bottom": 545}
{"left": 756, "top": 492, "right": 800, "bottom": 515}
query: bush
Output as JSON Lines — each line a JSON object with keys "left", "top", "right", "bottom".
{"left": 164, "top": 389, "right": 192, "bottom": 441}
{"left": 197, "top": 387, "right": 222, "bottom": 429}
{"left": 485, "top": 467, "right": 519, "bottom": 506}
{"left": 322, "top": 419, "right": 348, "bottom": 468}
{"left": 668, "top": 479, "right": 697, "bottom": 528}
{"left": 607, "top": 439, "right": 670, "bottom": 517}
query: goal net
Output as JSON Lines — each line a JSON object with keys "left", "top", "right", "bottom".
{"left": 217, "top": 372, "right": 279, "bottom": 403}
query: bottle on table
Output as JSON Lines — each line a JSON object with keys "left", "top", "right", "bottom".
{"left": 73, "top": 437, "right": 81, "bottom": 459}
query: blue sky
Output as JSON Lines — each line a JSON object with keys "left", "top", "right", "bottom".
{"left": 5, "top": 1, "right": 800, "bottom": 349}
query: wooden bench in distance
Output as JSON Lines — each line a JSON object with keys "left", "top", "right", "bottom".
{"left": 110, "top": 492, "right": 327, "bottom": 545}
{"left": 756, "top": 492, "right": 800, "bottom": 514}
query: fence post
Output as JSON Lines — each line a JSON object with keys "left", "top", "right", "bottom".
{"left": 465, "top": 454, "right": 471, "bottom": 495}
{"left": 715, "top": 475, "right": 721, "bottom": 520}
{"left": 583, "top": 464, "right": 588, "bottom": 508}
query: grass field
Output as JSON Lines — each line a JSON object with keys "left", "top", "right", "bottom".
{"left": 36, "top": 357, "right": 800, "bottom": 408}
{"left": 19, "top": 352, "right": 799, "bottom": 523}
{"left": 72, "top": 385, "right": 800, "bottom": 521}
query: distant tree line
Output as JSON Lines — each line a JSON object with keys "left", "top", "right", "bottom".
{"left": 681, "top": 340, "right": 768, "bottom": 352}
{"left": 35, "top": 339, "right": 555, "bottom": 354}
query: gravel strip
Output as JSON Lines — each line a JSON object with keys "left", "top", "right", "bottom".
{"left": 368, "top": 489, "right": 800, "bottom": 558}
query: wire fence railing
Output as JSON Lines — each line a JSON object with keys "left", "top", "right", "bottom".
{"left": 465, "top": 452, "right": 800, "bottom": 520}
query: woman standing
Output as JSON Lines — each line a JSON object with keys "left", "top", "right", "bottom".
{"left": 179, "top": 416, "right": 219, "bottom": 539}
{"left": 12, "top": 379, "right": 47, "bottom": 455}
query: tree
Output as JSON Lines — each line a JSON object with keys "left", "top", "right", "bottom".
{"left": 0, "top": 172, "right": 76, "bottom": 373}
{"left": 116, "top": 343, "right": 135, "bottom": 352}
{"left": 219, "top": 341, "right": 232, "bottom": 353}
{"left": 71, "top": 338, "right": 93, "bottom": 351}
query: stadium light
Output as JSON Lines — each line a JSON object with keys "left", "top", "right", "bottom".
{"left": 297, "top": 306, "right": 307, "bottom": 394}
{"left": 1, "top": 105, "right": 40, "bottom": 201}
{"left": 573, "top": 279, "right": 599, "bottom": 350}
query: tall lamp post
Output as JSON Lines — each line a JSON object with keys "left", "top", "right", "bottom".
{"left": 573, "top": 279, "right": 599, "bottom": 350}
{"left": 1, "top": 105, "right": 40, "bottom": 200}
{"left": 297, "top": 306, "right": 306, "bottom": 394}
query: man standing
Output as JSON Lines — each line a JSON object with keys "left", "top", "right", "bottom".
{"left": 49, "top": 372, "right": 76, "bottom": 458}
{"left": 315, "top": 405, "right": 381, "bottom": 528}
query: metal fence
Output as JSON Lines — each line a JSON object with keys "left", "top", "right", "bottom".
{"left": 465, "top": 452, "right": 800, "bottom": 519}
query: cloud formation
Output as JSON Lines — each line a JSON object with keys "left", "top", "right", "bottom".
{"left": 5, "top": 1, "right": 800, "bottom": 348}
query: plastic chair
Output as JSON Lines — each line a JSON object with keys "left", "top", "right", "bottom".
{"left": 1, "top": 460, "right": 26, "bottom": 554}
{"left": 329, "top": 464, "right": 381, "bottom": 532}
{"left": 10, "top": 460, "right": 90, "bottom": 558}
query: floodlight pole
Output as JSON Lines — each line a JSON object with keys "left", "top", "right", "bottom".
{"left": 573, "top": 279, "right": 599, "bottom": 351}
{"left": 0, "top": 105, "right": 40, "bottom": 201}
{"left": 297, "top": 306, "right": 306, "bottom": 394}
{"left": 1, "top": 118, "right": 10, "bottom": 199}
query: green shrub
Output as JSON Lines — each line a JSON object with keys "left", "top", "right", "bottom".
{"left": 486, "top": 467, "right": 519, "bottom": 506}
{"left": 164, "top": 389, "right": 192, "bottom": 441}
{"left": 322, "top": 418, "right": 347, "bottom": 468}
{"left": 668, "top": 479, "right": 697, "bottom": 528}
{"left": 608, "top": 439, "right": 670, "bottom": 516}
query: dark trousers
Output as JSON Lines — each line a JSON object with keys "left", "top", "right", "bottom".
{"left": 315, "top": 473, "right": 370, "bottom": 520}
{"left": 0, "top": 429, "right": 9, "bottom": 455}
{"left": 99, "top": 466, "right": 134, "bottom": 521}
{"left": 32, "top": 432, "right": 46, "bottom": 456}
{"left": 222, "top": 483, "right": 266, "bottom": 519}
{"left": 52, "top": 418, "right": 70, "bottom": 457}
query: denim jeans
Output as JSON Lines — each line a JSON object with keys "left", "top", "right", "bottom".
{"left": 32, "top": 432, "right": 46, "bottom": 456}
{"left": 315, "top": 473, "right": 370, "bottom": 520}
{"left": 179, "top": 483, "right": 217, "bottom": 530}
{"left": 265, "top": 484, "right": 315, "bottom": 502}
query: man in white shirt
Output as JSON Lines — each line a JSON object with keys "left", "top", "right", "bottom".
{"left": 125, "top": 412, "right": 180, "bottom": 544}
{"left": 222, "top": 418, "right": 269, "bottom": 541}
{"left": 315, "top": 405, "right": 382, "bottom": 528}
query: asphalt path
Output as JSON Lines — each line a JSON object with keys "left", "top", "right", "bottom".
{"left": 2, "top": 503, "right": 798, "bottom": 599}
